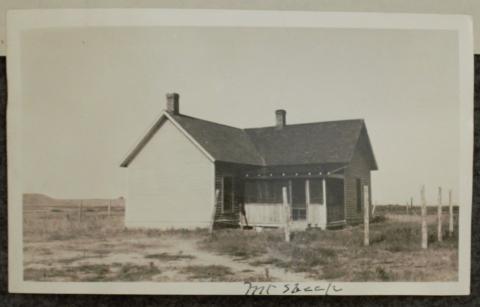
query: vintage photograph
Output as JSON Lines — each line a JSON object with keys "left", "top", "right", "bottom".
{"left": 7, "top": 10, "right": 472, "bottom": 295}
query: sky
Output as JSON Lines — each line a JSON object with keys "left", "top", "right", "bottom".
{"left": 19, "top": 26, "right": 460, "bottom": 205}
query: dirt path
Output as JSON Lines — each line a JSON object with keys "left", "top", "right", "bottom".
{"left": 24, "top": 234, "right": 315, "bottom": 282}
{"left": 164, "top": 237, "right": 315, "bottom": 281}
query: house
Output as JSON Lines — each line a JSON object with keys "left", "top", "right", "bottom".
{"left": 120, "top": 93, "right": 378, "bottom": 230}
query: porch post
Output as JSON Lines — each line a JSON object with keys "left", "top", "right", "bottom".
{"left": 320, "top": 177, "right": 328, "bottom": 230}
{"left": 305, "top": 179, "right": 310, "bottom": 224}
{"left": 288, "top": 180, "right": 293, "bottom": 205}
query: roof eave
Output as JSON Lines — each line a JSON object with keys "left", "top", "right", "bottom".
{"left": 163, "top": 112, "right": 216, "bottom": 163}
{"left": 119, "top": 111, "right": 216, "bottom": 168}
{"left": 119, "top": 112, "right": 168, "bottom": 167}
{"left": 355, "top": 121, "right": 378, "bottom": 171}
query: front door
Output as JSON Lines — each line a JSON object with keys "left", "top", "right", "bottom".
{"left": 326, "top": 178, "right": 345, "bottom": 222}
{"left": 291, "top": 179, "right": 307, "bottom": 221}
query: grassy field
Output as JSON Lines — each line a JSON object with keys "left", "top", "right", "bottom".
{"left": 23, "top": 199, "right": 459, "bottom": 282}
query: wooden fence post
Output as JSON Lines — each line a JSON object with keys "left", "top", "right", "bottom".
{"left": 363, "top": 185, "right": 370, "bottom": 247}
{"left": 437, "top": 187, "right": 443, "bottom": 242}
{"left": 282, "top": 187, "right": 290, "bottom": 242}
{"left": 410, "top": 197, "right": 414, "bottom": 215}
{"left": 372, "top": 201, "right": 376, "bottom": 218}
{"left": 107, "top": 200, "right": 111, "bottom": 217}
{"left": 449, "top": 189, "right": 454, "bottom": 237}
{"left": 210, "top": 189, "right": 220, "bottom": 234}
{"left": 421, "top": 185, "right": 427, "bottom": 249}
{"left": 406, "top": 201, "right": 409, "bottom": 215}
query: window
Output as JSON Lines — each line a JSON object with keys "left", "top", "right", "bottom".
{"left": 244, "top": 180, "right": 284, "bottom": 203}
{"left": 356, "top": 178, "right": 362, "bottom": 212}
{"left": 223, "top": 177, "right": 234, "bottom": 212}
{"left": 291, "top": 180, "right": 307, "bottom": 221}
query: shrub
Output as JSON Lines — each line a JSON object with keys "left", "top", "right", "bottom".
{"left": 200, "top": 229, "right": 277, "bottom": 258}
{"left": 375, "top": 266, "right": 393, "bottom": 281}
{"left": 113, "top": 263, "right": 160, "bottom": 281}
{"left": 353, "top": 266, "right": 394, "bottom": 281}
{"left": 320, "top": 264, "right": 346, "bottom": 280}
{"left": 371, "top": 215, "right": 387, "bottom": 224}
{"left": 180, "top": 265, "right": 233, "bottom": 281}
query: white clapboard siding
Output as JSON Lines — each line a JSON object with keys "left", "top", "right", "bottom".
{"left": 126, "top": 119, "right": 214, "bottom": 229}
{"left": 308, "top": 203, "right": 322, "bottom": 226}
{"left": 246, "top": 202, "right": 326, "bottom": 227}
{"left": 245, "top": 203, "right": 285, "bottom": 225}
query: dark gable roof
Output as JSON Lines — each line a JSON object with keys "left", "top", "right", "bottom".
{"left": 169, "top": 114, "right": 265, "bottom": 166}
{"left": 245, "top": 119, "right": 369, "bottom": 166}
{"left": 121, "top": 112, "right": 377, "bottom": 170}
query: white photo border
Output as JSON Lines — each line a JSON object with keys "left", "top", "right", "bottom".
{"left": 7, "top": 9, "right": 473, "bottom": 295}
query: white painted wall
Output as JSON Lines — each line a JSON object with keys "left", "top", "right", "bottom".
{"left": 308, "top": 204, "right": 323, "bottom": 228}
{"left": 307, "top": 179, "right": 327, "bottom": 229}
{"left": 245, "top": 202, "right": 324, "bottom": 229}
{"left": 245, "top": 203, "right": 284, "bottom": 226}
{"left": 126, "top": 119, "right": 214, "bottom": 229}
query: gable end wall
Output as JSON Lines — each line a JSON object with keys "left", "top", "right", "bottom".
{"left": 125, "top": 119, "right": 215, "bottom": 229}
{"left": 344, "top": 137, "right": 372, "bottom": 225}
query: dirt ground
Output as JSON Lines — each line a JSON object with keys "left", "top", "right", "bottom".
{"left": 24, "top": 232, "right": 309, "bottom": 282}
{"left": 22, "top": 202, "right": 459, "bottom": 282}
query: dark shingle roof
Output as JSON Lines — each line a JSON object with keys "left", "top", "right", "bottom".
{"left": 245, "top": 120, "right": 366, "bottom": 166}
{"left": 171, "top": 114, "right": 376, "bottom": 168}
{"left": 121, "top": 111, "right": 377, "bottom": 169}
{"left": 169, "top": 114, "right": 265, "bottom": 166}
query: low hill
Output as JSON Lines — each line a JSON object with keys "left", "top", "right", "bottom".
{"left": 23, "top": 193, "right": 125, "bottom": 207}
{"left": 23, "top": 193, "right": 57, "bottom": 205}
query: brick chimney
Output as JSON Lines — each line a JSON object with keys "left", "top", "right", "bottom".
{"left": 166, "top": 93, "right": 180, "bottom": 115}
{"left": 275, "top": 109, "right": 286, "bottom": 129}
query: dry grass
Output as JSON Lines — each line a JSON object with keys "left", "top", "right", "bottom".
{"left": 199, "top": 229, "right": 275, "bottom": 259}
{"left": 200, "top": 212, "right": 459, "bottom": 281}
{"left": 180, "top": 265, "right": 233, "bottom": 281}
{"left": 113, "top": 263, "right": 161, "bottom": 281}
{"left": 374, "top": 204, "right": 459, "bottom": 216}
{"left": 23, "top": 200, "right": 459, "bottom": 282}
{"left": 23, "top": 203, "right": 126, "bottom": 242}
{"left": 24, "top": 262, "right": 162, "bottom": 282}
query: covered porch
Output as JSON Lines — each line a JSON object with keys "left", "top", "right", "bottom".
{"left": 241, "top": 166, "right": 347, "bottom": 230}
